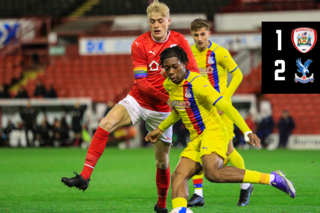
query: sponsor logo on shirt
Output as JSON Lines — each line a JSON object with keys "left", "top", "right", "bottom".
{"left": 172, "top": 100, "right": 190, "bottom": 108}
{"left": 199, "top": 68, "right": 208, "bottom": 76}
{"left": 149, "top": 50, "right": 155, "bottom": 55}
{"left": 199, "top": 67, "right": 214, "bottom": 76}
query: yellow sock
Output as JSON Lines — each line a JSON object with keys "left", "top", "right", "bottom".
{"left": 172, "top": 197, "right": 187, "bottom": 209}
{"left": 243, "top": 170, "right": 270, "bottom": 184}
{"left": 228, "top": 149, "right": 245, "bottom": 169}
{"left": 192, "top": 173, "right": 203, "bottom": 181}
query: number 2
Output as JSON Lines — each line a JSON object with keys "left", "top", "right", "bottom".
{"left": 275, "top": 60, "right": 285, "bottom": 81}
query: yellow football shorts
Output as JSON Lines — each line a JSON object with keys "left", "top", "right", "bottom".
{"left": 180, "top": 128, "right": 230, "bottom": 172}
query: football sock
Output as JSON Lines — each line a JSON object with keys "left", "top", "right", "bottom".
{"left": 156, "top": 167, "right": 170, "bottom": 208}
{"left": 74, "top": 138, "right": 80, "bottom": 147}
{"left": 228, "top": 149, "right": 249, "bottom": 189}
{"left": 228, "top": 148, "right": 245, "bottom": 169}
{"left": 269, "top": 174, "right": 275, "bottom": 185}
{"left": 80, "top": 126, "right": 109, "bottom": 180}
{"left": 172, "top": 197, "right": 187, "bottom": 209}
{"left": 240, "top": 183, "right": 251, "bottom": 190}
{"left": 192, "top": 174, "right": 203, "bottom": 197}
{"left": 243, "top": 170, "right": 270, "bottom": 184}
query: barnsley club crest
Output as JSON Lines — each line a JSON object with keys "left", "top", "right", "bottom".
{"left": 295, "top": 58, "right": 314, "bottom": 83}
{"left": 291, "top": 28, "right": 317, "bottom": 53}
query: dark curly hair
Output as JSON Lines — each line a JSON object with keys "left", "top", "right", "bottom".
{"left": 159, "top": 45, "right": 189, "bottom": 67}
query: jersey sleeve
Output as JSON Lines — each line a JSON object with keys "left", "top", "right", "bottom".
{"left": 136, "top": 78, "right": 169, "bottom": 103}
{"left": 131, "top": 39, "right": 148, "bottom": 79}
{"left": 217, "top": 47, "right": 243, "bottom": 99}
{"left": 217, "top": 48, "right": 238, "bottom": 73}
{"left": 224, "top": 68, "right": 243, "bottom": 99}
{"left": 132, "top": 39, "right": 169, "bottom": 103}
{"left": 215, "top": 97, "right": 251, "bottom": 134}
{"left": 179, "top": 35, "right": 200, "bottom": 74}
{"left": 193, "top": 77, "right": 251, "bottom": 134}
{"left": 193, "top": 76, "right": 223, "bottom": 105}
{"left": 159, "top": 109, "right": 181, "bottom": 132}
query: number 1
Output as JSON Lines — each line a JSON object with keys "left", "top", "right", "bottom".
{"left": 276, "top": 30, "right": 282, "bottom": 51}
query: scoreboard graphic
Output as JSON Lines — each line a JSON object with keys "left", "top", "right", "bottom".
{"left": 262, "top": 22, "right": 320, "bottom": 93}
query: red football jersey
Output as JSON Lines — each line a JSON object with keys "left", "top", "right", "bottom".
{"left": 129, "top": 31, "right": 199, "bottom": 112}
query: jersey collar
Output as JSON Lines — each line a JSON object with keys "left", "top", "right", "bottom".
{"left": 184, "top": 70, "right": 190, "bottom": 80}
{"left": 151, "top": 31, "right": 170, "bottom": 43}
{"left": 195, "top": 40, "right": 211, "bottom": 53}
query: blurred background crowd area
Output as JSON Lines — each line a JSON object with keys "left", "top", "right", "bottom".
{"left": 1, "top": 0, "right": 320, "bottom": 150}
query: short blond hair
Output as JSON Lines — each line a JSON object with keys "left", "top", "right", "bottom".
{"left": 146, "top": 0, "right": 170, "bottom": 19}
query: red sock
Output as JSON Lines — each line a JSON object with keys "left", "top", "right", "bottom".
{"left": 156, "top": 167, "right": 170, "bottom": 209}
{"left": 74, "top": 139, "right": 80, "bottom": 147}
{"left": 80, "top": 127, "right": 109, "bottom": 180}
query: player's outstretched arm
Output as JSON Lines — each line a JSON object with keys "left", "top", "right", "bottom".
{"left": 136, "top": 78, "right": 169, "bottom": 103}
{"left": 245, "top": 132, "right": 261, "bottom": 148}
{"left": 145, "top": 108, "right": 181, "bottom": 143}
{"left": 145, "top": 128, "right": 163, "bottom": 143}
{"left": 215, "top": 97, "right": 261, "bottom": 148}
{"left": 219, "top": 48, "right": 243, "bottom": 100}
{"left": 224, "top": 68, "right": 243, "bottom": 99}
{"left": 167, "top": 98, "right": 173, "bottom": 109}
{"left": 216, "top": 68, "right": 243, "bottom": 116}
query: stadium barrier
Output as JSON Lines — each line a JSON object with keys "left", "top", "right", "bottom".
{"left": 266, "top": 133, "right": 320, "bottom": 150}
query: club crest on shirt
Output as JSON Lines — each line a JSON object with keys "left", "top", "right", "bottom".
{"left": 295, "top": 58, "right": 314, "bottom": 83}
{"left": 149, "top": 60, "right": 159, "bottom": 71}
{"left": 291, "top": 28, "right": 317, "bottom": 53}
{"left": 208, "top": 56, "right": 215, "bottom": 64}
{"left": 185, "top": 88, "right": 192, "bottom": 98}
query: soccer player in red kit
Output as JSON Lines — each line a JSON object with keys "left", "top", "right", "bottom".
{"left": 61, "top": 1, "right": 199, "bottom": 212}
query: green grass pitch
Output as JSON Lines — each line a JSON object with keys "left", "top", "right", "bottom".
{"left": 0, "top": 148, "right": 319, "bottom": 212}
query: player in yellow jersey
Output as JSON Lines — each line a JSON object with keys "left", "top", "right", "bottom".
{"left": 188, "top": 18, "right": 252, "bottom": 207}
{"left": 146, "top": 46, "right": 295, "bottom": 212}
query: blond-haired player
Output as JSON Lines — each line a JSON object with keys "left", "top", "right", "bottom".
{"left": 187, "top": 18, "right": 253, "bottom": 207}
{"left": 61, "top": 1, "right": 199, "bottom": 213}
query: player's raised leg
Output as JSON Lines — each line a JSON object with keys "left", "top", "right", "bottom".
{"left": 201, "top": 152, "right": 296, "bottom": 198}
{"left": 61, "top": 104, "right": 132, "bottom": 190}
{"left": 227, "top": 140, "right": 253, "bottom": 206}
{"left": 153, "top": 139, "right": 171, "bottom": 213}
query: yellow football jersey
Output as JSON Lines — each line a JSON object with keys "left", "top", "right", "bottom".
{"left": 163, "top": 71, "right": 228, "bottom": 140}
{"left": 191, "top": 41, "right": 238, "bottom": 97}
